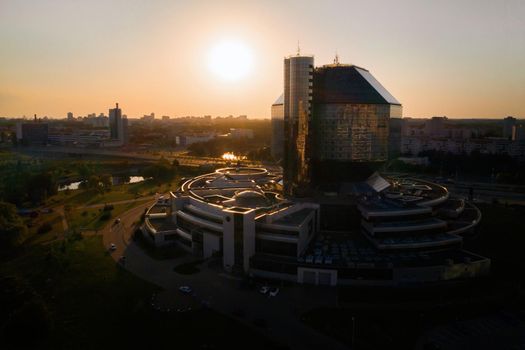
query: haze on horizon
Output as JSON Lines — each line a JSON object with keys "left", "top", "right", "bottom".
{"left": 0, "top": 0, "right": 524, "bottom": 119}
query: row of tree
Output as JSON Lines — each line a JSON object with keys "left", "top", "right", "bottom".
{"left": 1, "top": 170, "right": 58, "bottom": 206}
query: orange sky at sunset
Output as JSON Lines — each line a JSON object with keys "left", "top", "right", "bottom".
{"left": 1, "top": 0, "right": 524, "bottom": 119}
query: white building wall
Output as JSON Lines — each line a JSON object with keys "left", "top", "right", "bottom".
{"left": 203, "top": 233, "right": 221, "bottom": 258}
{"left": 243, "top": 210, "right": 256, "bottom": 272}
{"left": 222, "top": 213, "right": 235, "bottom": 270}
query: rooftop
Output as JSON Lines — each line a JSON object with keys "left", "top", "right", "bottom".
{"left": 314, "top": 64, "right": 401, "bottom": 105}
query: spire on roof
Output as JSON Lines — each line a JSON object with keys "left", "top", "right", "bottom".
{"left": 297, "top": 40, "right": 301, "bottom": 56}
{"left": 334, "top": 51, "right": 340, "bottom": 65}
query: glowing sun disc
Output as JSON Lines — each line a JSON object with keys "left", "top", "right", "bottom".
{"left": 208, "top": 40, "right": 253, "bottom": 81}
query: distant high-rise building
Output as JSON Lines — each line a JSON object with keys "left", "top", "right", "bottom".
{"left": 503, "top": 116, "right": 517, "bottom": 140}
{"left": 109, "top": 103, "right": 128, "bottom": 144}
{"left": 271, "top": 94, "right": 284, "bottom": 160}
{"left": 16, "top": 115, "right": 49, "bottom": 145}
{"left": 109, "top": 103, "right": 121, "bottom": 140}
{"left": 67, "top": 112, "right": 74, "bottom": 121}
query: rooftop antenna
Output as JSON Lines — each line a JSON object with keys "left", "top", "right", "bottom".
{"left": 297, "top": 40, "right": 301, "bottom": 56}
{"left": 334, "top": 50, "right": 340, "bottom": 65}
{"left": 116, "top": 102, "right": 119, "bottom": 109}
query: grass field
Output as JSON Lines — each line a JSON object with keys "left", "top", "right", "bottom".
{"left": 23, "top": 212, "right": 64, "bottom": 245}
{"left": 47, "top": 178, "right": 176, "bottom": 208}
{"left": 66, "top": 200, "right": 151, "bottom": 231}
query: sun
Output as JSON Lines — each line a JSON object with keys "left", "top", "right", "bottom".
{"left": 208, "top": 40, "right": 253, "bottom": 82}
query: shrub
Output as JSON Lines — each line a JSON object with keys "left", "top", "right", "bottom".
{"left": 100, "top": 211, "right": 111, "bottom": 221}
{"left": 37, "top": 222, "right": 53, "bottom": 235}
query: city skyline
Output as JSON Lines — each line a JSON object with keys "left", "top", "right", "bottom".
{"left": 1, "top": 0, "right": 524, "bottom": 119}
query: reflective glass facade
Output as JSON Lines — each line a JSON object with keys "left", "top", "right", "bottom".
{"left": 314, "top": 104, "right": 390, "bottom": 162}
{"left": 281, "top": 58, "right": 402, "bottom": 190}
{"left": 283, "top": 56, "right": 314, "bottom": 195}
{"left": 271, "top": 96, "right": 284, "bottom": 160}
{"left": 313, "top": 104, "right": 401, "bottom": 162}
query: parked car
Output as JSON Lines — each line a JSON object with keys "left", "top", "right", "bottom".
{"left": 114, "top": 218, "right": 121, "bottom": 225}
{"left": 179, "top": 285, "right": 193, "bottom": 294}
{"left": 109, "top": 243, "right": 117, "bottom": 251}
{"left": 269, "top": 287, "right": 280, "bottom": 297}
{"left": 259, "top": 286, "right": 269, "bottom": 294}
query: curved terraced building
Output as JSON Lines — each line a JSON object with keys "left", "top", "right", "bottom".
{"left": 142, "top": 167, "right": 489, "bottom": 286}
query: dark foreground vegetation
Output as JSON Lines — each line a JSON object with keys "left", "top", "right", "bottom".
{"left": 0, "top": 235, "right": 281, "bottom": 350}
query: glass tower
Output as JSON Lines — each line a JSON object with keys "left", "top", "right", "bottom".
{"left": 283, "top": 55, "right": 314, "bottom": 196}
{"left": 311, "top": 63, "right": 402, "bottom": 184}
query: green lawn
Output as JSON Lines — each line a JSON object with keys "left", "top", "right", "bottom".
{"left": 24, "top": 213, "right": 64, "bottom": 245}
{"left": 46, "top": 178, "right": 178, "bottom": 208}
{"left": 0, "top": 236, "right": 281, "bottom": 350}
{"left": 67, "top": 200, "right": 151, "bottom": 231}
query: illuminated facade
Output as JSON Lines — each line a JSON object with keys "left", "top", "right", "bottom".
{"left": 270, "top": 94, "right": 284, "bottom": 160}
{"left": 283, "top": 55, "right": 314, "bottom": 195}
{"left": 280, "top": 54, "right": 403, "bottom": 191}
{"left": 311, "top": 63, "right": 402, "bottom": 184}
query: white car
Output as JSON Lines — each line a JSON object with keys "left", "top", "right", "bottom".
{"left": 259, "top": 286, "right": 270, "bottom": 294}
{"left": 179, "top": 286, "right": 193, "bottom": 294}
{"left": 109, "top": 243, "right": 117, "bottom": 251}
{"left": 269, "top": 287, "right": 279, "bottom": 297}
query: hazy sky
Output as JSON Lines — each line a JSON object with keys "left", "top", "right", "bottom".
{"left": 1, "top": 0, "right": 524, "bottom": 119}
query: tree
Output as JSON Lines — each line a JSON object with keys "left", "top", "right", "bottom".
{"left": 27, "top": 171, "right": 57, "bottom": 203}
{"left": 143, "top": 159, "right": 176, "bottom": 182}
{"left": 0, "top": 201, "right": 27, "bottom": 248}
{"left": 99, "top": 174, "right": 112, "bottom": 192}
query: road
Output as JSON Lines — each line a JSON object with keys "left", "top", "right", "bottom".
{"left": 101, "top": 201, "right": 348, "bottom": 350}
